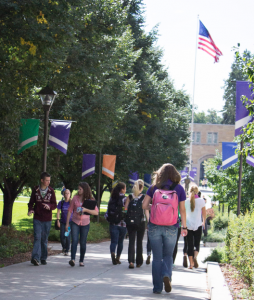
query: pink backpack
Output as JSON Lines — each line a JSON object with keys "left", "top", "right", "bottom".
{"left": 150, "top": 185, "right": 179, "bottom": 226}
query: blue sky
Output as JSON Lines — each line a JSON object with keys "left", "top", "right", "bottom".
{"left": 143, "top": 0, "right": 254, "bottom": 114}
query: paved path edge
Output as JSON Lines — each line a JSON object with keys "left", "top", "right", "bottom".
{"left": 207, "top": 261, "right": 232, "bottom": 300}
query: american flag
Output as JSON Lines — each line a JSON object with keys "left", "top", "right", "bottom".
{"left": 198, "top": 20, "right": 222, "bottom": 63}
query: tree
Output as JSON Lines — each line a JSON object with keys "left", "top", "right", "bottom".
{"left": 221, "top": 50, "right": 252, "bottom": 124}
{"left": 194, "top": 109, "right": 222, "bottom": 124}
{"left": 204, "top": 151, "right": 254, "bottom": 214}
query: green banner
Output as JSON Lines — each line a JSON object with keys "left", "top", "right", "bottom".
{"left": 18, "top": 119, "right": 40, "bottom": 154}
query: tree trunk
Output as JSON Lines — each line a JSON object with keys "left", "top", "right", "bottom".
{"left": 2, "top": 194, "right": 15, "bottom": 226}
{"left": 0, "top": 176, "right": 27, "bottom": 226}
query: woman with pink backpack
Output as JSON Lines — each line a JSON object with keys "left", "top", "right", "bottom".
{"left": 142, "top": 163, "right": 187, "bottom": 294}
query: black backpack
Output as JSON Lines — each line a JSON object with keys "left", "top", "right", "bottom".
{"left": 107, "top": 195, "right": 125, "bottom": 224}
{"left": 125, "top": 194, "right": 145, "bottom": 226}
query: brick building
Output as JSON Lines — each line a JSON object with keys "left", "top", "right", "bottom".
{"left": 186, "top": 123, "right": 235, "bottom": 184}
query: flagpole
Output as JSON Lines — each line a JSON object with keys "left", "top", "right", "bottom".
{"left": 237, "top": 140, "right": 243, "bottom": 216}
{"left": 97, "top": 150, "right": 102, "bottom": 223}
{"left": 189, "top": 15, "right": 199, "bottom": 175}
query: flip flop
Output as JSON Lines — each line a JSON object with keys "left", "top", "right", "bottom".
{"left": 79, "top": 262, "right": 84, "bottom": 267}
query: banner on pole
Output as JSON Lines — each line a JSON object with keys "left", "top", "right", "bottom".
{"left": 192, "top": 167, "right": 197, "bottom": 176}
{"left": 129, "top": 172, "right": 139, "bottom": 186}
{"left": 189, "top": 171, "right": 196, "bottom": 181}
{"left": 222, "top": 142, "right": 238, "bottom": 170}
{"left": 246, "top": 154, "right": 254, "bottom": 167}
{"left": 82, "top": 154, "right": 96, "bottom": 179}
{"left": 49, "top": 121, "right": 72, "bottom": 154}
{"left": 235, "top": 81, "right": 253, "bottom": 137}
{"left": 18, "top": 119, "right": 40, "bottom": 154}
{"left": 102, "top": 155, "right": 116, "bottom": 179}
{"left": 180, "top": 171, "right": 188, "bottom": 181}
{"left": 144, "top": 173, "right": 151, "bottom": 188}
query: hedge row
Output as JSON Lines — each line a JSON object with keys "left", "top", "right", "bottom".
{"left": 226, "top": 212, "right": 254, "bottom": 286}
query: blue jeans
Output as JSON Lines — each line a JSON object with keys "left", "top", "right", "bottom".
{"left": 148, "top": 223, "right": 178, "bottom": 293}
{"left": 32, "top": 219, "right": 52, "bottom": 261}
{"left": 60, "top": 222, "right": 71, "bottom": 252}
{"left": 109, "top": 224, "right": 127, "bottom": 257}
{"left": 71, "top": 222, "right": 90, "bottom": 262}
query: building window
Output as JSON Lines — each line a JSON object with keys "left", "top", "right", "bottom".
{"left": 207, "top": 132, "right": 218, "bottom": 144}
{"left": 196, "top": 132, "right": 201, "bottom": 143}
{"left": 192, "top": 132, "right": 201, "bottom": 144}
{"left": 213, "top": 132, "right": 218, "bottom": 144}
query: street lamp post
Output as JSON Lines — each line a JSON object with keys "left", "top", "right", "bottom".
{"left": 37, "top": 86, "right": 57, "bottom": 172}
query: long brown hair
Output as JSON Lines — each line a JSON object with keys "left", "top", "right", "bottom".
{"left": 190, "top": 186, "right": 199, "bottom": 212}
{"left": 152, "top": 163, "right": 181, "bottom": 189}
{"left": 78, "top": 182, "right": 93, "bottom": 203}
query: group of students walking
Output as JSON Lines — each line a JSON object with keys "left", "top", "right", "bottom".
{"left": 28, "top": 163, "right": 206, "bottom": 295}
{"left": 106, "top": 163, "right": 206, "bottom": 294}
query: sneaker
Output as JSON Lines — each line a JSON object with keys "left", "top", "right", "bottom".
{"left": 183, "top": 256, "right": 188, "bottom": 268}
{"left": 41, "top": 260, "right": 47, "bottom": 265}
{"left": 64, "top": 252, "right": 69, "bottom": 256}
{"left": 146, "top": 255, "right": 151, "bottom": 265}
{"left": 163, "top": 276, "right": 172, "bottom": 293}
{"left": 111, "top": 252, "right": 117, "bottom": 265}
{"left": 31, "top": 258, "right": 39, "bottom": 266}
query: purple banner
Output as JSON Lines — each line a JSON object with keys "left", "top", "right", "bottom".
{"left": 189, "top": 171, "right": 196, "bottom": 181}
{"left": 129, "top": 172, "right": 139, "bottom": 186}
{"left": 217, "top": 165, "right": 221, "bottom": 170}
{"left": 180, "top": 171, "right": 188, "bottom": 181}
{"left": 49, "top": 121, "right": 72, "bottom": 154}
{"left": 246, "top": 155, "right": 254, "bottom": 167}
{"left": 235, "top": 81, "right": 253, "bottom": 136}
{"left": 192, "top": 167, "right": 197, "bottom": 176}
{"left": 144, "top": 173, "right": 151, "bottom": 188}
{"left": 82, "top": 154, "right": 96, "bottom": 179}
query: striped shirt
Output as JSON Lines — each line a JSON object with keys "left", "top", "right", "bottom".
{"left": 68, "top": 195, "right": 98, "bottom": 226}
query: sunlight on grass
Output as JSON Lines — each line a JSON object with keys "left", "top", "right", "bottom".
{"left": 0, "top": 190, "right": 110, "bottom": 228}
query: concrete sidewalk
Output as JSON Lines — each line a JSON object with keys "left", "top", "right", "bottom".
{"left": 0, "top": 235, "right": 210, "bottom": 300}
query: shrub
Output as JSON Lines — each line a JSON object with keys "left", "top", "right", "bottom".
{"left": 211, "top": 213, "right": 229, "bottom": 231}
{"left": 203, "top": 228, "right": 227, "bottom": 243}
{"left": 226, "top": 212, "right": 254, "bottom": 286}
{"left": 0, "top": 226, "right": 33, "bottom": 259}
{"left": 203, "top": 246, "right": 226, "bottom": 263}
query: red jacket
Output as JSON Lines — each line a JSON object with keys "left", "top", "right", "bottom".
{"left": 28, "top": 186, "right": 57, "bottom": 222}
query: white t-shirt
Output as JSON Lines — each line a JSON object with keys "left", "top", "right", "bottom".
{"left": 185, "top": 197, "right": 205, "bottom": 231}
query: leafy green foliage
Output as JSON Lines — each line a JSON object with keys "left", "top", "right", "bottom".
{"left": 0, "top": 0, "right": 191, "bottom": 225}
{"left": 212, "top": 213, "right": 229, "bottom": 231}
{"left": 202, "top": 247, "right": 226, "bottom": 263}
{"left": 203, "top": 228, "right": 227, "bottom": 243}
{"left": 204, "top": 151, "right": 254, "bottom": 214}
{"left": 194, "top": 109, "right": 222, "bottom": 124}
{"left": 226, "top": 212, "right": 254, "bottom": 285}
{"left": 0, "top": 226, "right": 33, "bottom": 259}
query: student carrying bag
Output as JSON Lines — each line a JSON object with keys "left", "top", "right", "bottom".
{"left": 150, "top": 183, "right": 178, "bottom": 226}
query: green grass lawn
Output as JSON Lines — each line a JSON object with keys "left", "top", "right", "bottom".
{"left": 0, "top": 190, "right": 111, "bottom": 229}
